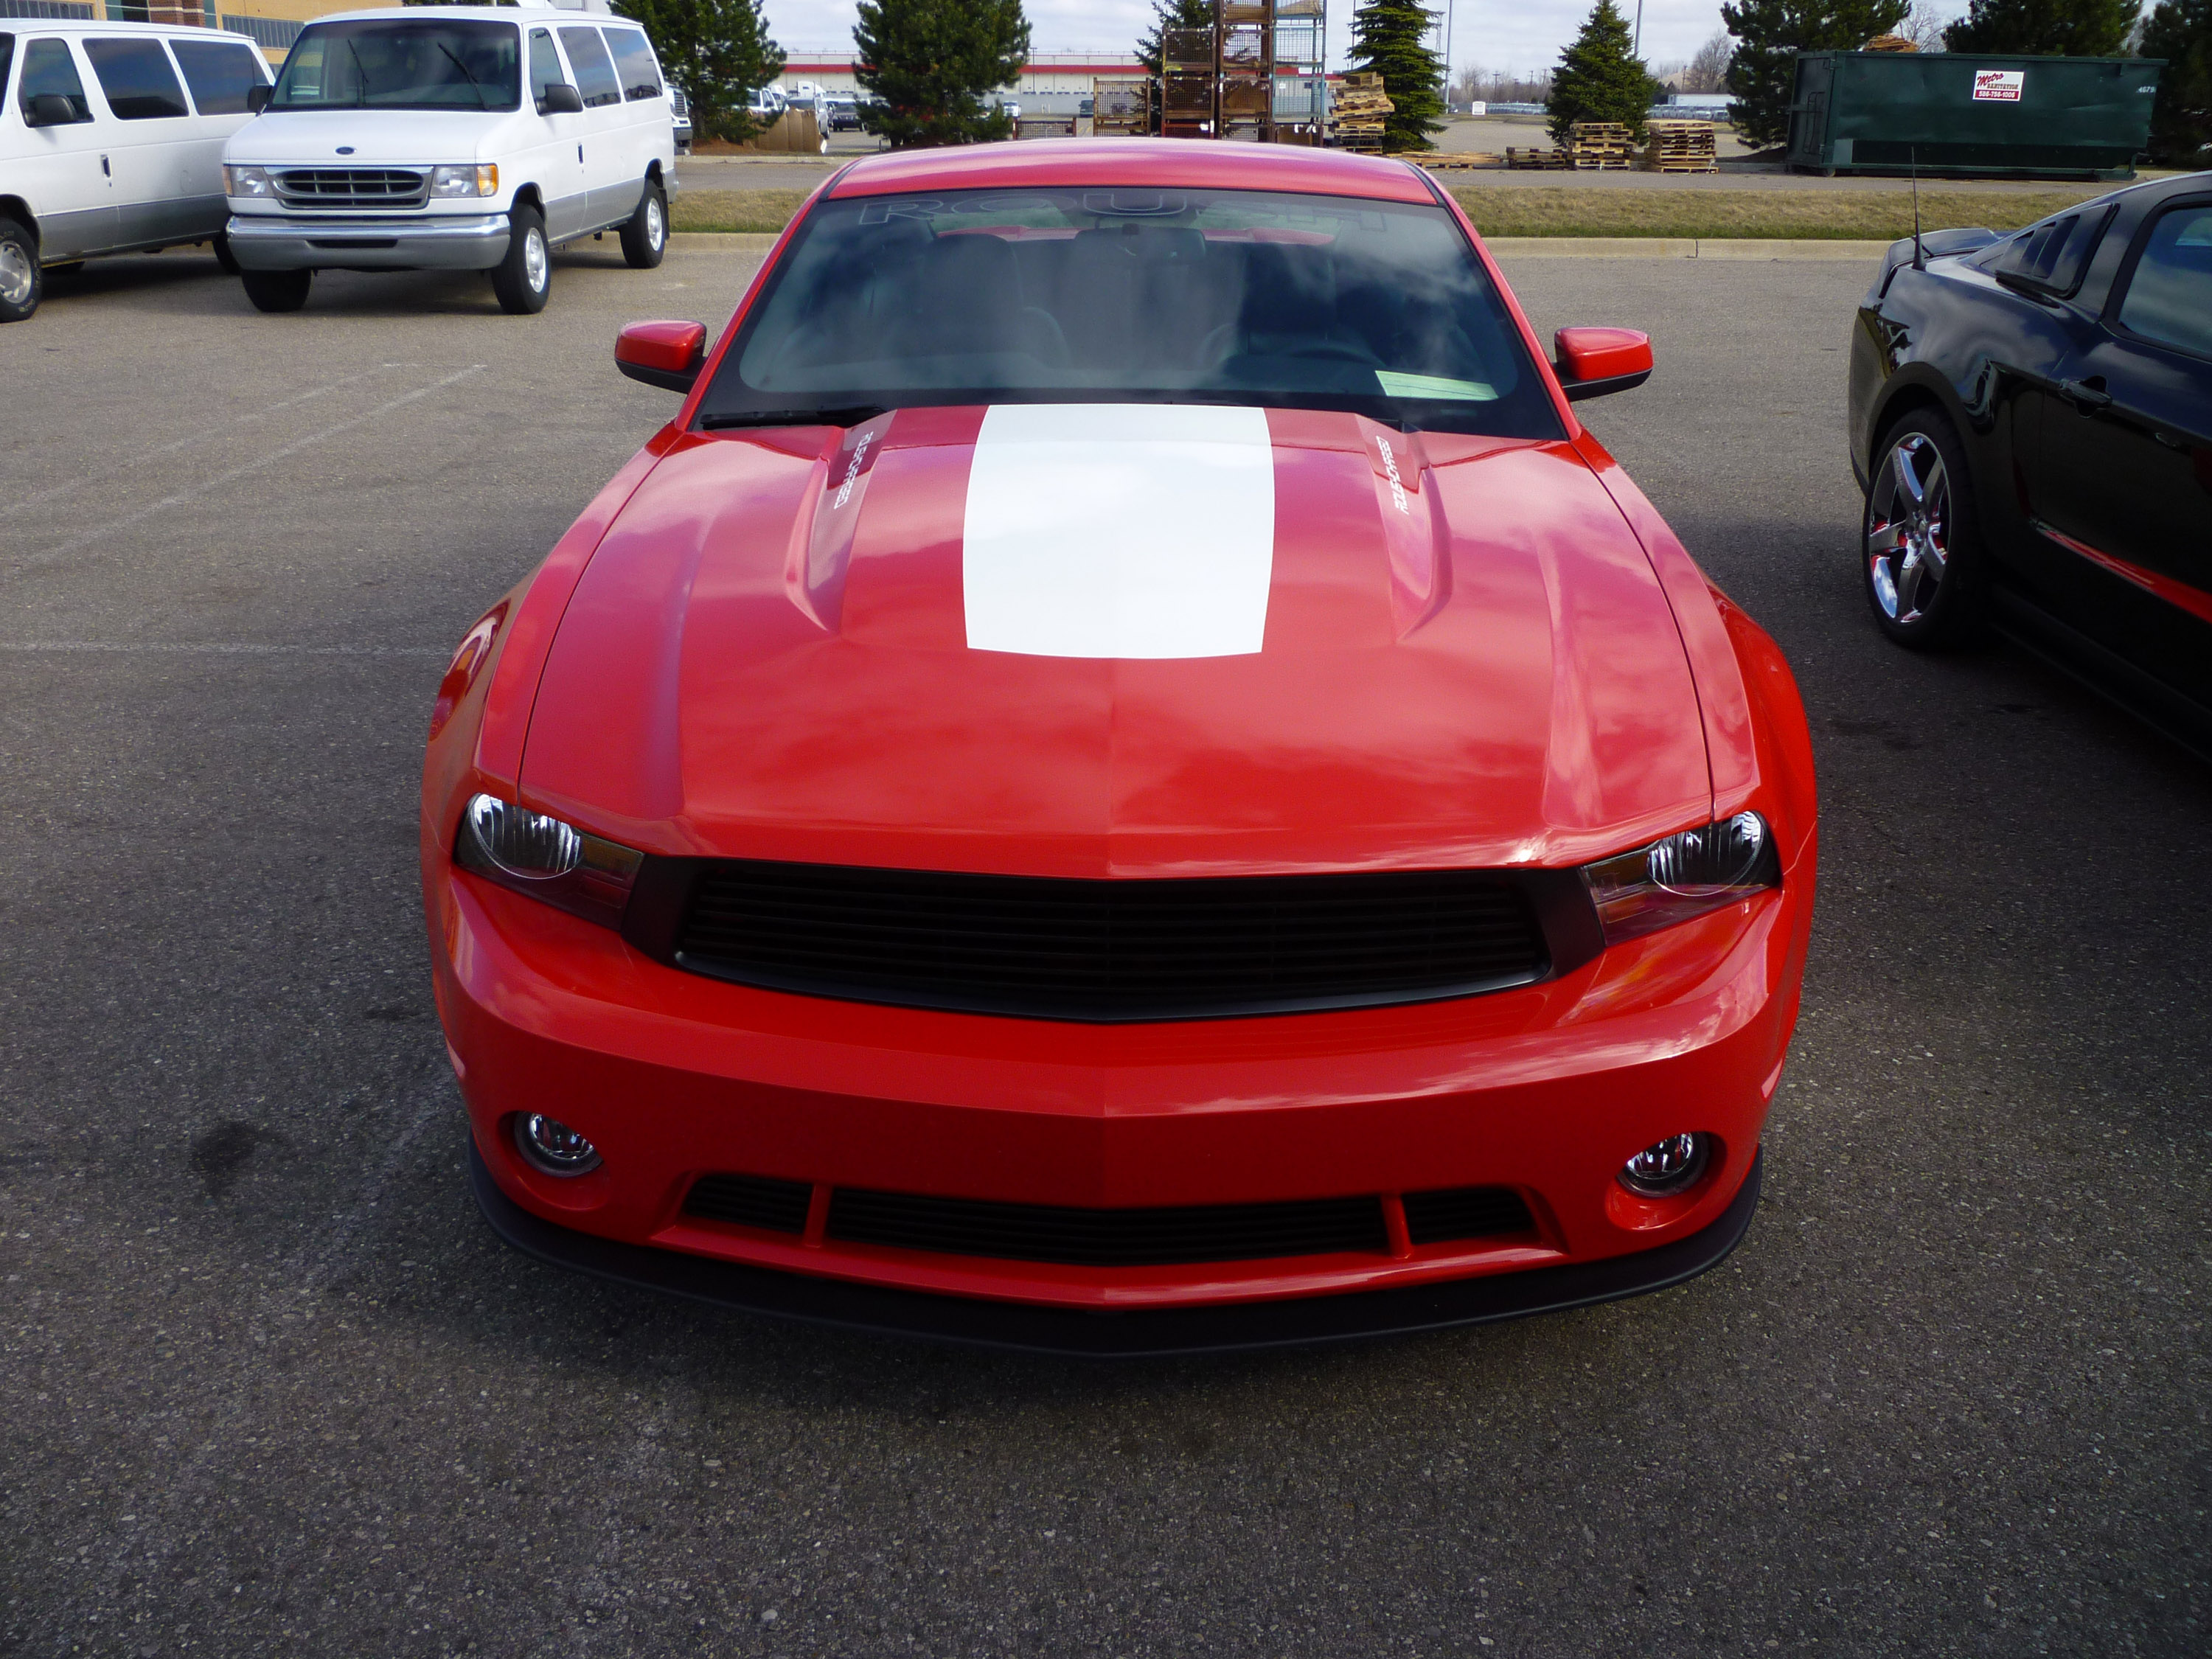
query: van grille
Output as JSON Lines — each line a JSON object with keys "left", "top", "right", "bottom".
{"left": 274, "top": 168, "right": 428, "bottom": 210}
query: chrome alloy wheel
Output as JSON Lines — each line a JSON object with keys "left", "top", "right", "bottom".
{"left": 645, "top": 193, "right": 665, "bottom": 251}
{"left": 0, "top": 240, "right": 35, "bottom": 309}
{"left": 524, "top": 226, "right": 549, "bottom": 293}
{"left": 1867, "top": 432, "right": 1951, "bottom": 625}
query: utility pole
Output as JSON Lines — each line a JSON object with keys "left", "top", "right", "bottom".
{"left": 1632, "top": 0, "right": 1644, "bottom": 58}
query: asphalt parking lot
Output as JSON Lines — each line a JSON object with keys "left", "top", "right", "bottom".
{"left": 2, "top": 243, "right": 2206, "bottom": 1658}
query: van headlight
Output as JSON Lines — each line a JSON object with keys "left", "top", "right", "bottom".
{"left": 454, "top": 793, "right": 641, "bottom": 929}
{"left": 431, "top": 163, "right": 498, "bottom": 198}
{"left": 224, "top": 164, "right": 272, "bottom": 198}
{"left": 1582, "top": 813, "right": 1781, "bottom": 945}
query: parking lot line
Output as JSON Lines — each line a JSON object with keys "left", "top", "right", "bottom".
{"left": 0, "top": 362, "right": 420, "bottom": 521}
{"left": 16, "top": 364, "right": 489, "bottom": 571}
{"left": 0, "top": 641, "right": 448, "bottom": 658}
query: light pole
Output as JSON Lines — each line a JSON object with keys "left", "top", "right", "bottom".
{"left": 1633, "top": 0, "right": 1644, "bottom": 58}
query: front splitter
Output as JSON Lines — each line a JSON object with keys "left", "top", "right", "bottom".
{"left": 469, "top": 1140, "right": 1762, "bottom": 1358}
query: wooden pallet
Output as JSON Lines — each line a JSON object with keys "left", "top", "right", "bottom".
{"left": 1413, "top": 153, "right": 1505, "bottom": 170}
{"left": 1644, "top": 119, "right": 1719, "bottom": 173}
{"left": 1505, "top": 146, "right": 1569, "bottom": 170}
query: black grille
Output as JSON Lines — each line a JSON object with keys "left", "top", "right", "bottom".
{"left": 1402, "top": 1186, "right": 1537, "bottom": 1245}
{"left": 671, "top": 862, "right": 1550, "bottom": 1021}
{"left": 826, "top": 1187, "right": 1390, "bottom": 1266}
{"left": 683, "top": 1172, "right": 813, "bottom": 1234}
{"left": 275, "top": 168, "right": 427, "bottom": 209}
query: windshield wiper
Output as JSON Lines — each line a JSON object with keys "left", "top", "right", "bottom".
{"left": 700, "top": 405, "right": 889, "bottom": 430}
{"left": 435, "top": 41, "right": 488, "bottom": 110}
{"left": 346, "top": 38, "right": 369, "bottom": 108}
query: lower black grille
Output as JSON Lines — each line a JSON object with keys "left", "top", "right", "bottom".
{"left": 827, "top": 1188, "right": 1390, "bottom": 1267}
{"left": 276, "top": 167, "right": 427, "bottom": 209}
{"left": 1403, "top": 1185, "right": 1537, "bottom": 1245}
{"left": 683, "top": 1172, "right": 812, "bottom": 1234}
{"left": 671, "top": 861, "right": 1551, "bottom": 1022}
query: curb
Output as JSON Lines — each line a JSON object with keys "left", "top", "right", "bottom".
{"left": 1484, "top": 237, "right": 1892, "bottom": 259}
{"left": 672, "top": 231, "right": 1891, "bottom": 260}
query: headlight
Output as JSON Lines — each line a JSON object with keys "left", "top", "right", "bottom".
{"left": 455, "top": 793, "right": 641, "bottom": 928}
{"left": 1582, "top": 812, "right": 1781, "bottom": 945}
{"left": 224, "top": 164, "right": 272, "bottom": 198}
{"left": 431, "top": 163, "right": 498, "bottom": 198}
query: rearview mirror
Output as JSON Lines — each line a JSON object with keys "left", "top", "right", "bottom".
{"left": 246, "top": 83, "right": 273, "bottom": 114}
{"left": 616, "top": 319, "right": 708, "bottom": 394}
{"left": 540, "top": 83, "right": 584, "bottom": 116}
{"left": 1553, "top": 327, "right": 1653, "bottom": 402}
{"left": 26, "top": 93, "right": 81, "bottom": 128}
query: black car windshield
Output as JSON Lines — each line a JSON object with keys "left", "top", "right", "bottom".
{"left": 271, "top": 19, "right": 520, "bottom": 112}
{"left": 698, "top": 187, "right": 1562, "bottom": 438}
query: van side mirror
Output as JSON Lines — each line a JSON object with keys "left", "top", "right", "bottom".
{"left": 26, "top": 93, "right": 82, "bottom": 128}
{"left": 540, "top": 83, "right": 584, "bottom": 116}
{"left": 616, "top": 319, "right": 708, "bottom": 394}
{"left": 1553, "top": 327, "right": 1654, "bottom": 402}
{"left": 246, "top": 83, "right": 273, "bottom": 114}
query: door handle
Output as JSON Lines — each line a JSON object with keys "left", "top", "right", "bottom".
{"left": 100, "top": 153, "right": 110, "bottom": 177}
{"left": 2060, "top": 376, "right": 2112, "bottom": 412}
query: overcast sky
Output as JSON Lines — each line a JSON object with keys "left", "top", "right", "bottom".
{"left": 765, "top": 1, "right": 1962, "bottom": 80}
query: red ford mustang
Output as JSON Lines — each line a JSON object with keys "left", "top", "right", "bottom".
{"left": 421, "top": 140, "right": 1817, "bottom": 1354}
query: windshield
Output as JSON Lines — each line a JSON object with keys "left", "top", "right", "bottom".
{"left": 271, "top": 19, "right": 520, "bottom": 112}
{"left": 700, "top": 187, "right": 1562, "bottom": 438}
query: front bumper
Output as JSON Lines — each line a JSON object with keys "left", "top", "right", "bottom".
{"left": 432, "top": 846, "right": 1811, "bottom": 1329}
{"left": 225, "top": 212, "right": 510, "bottom": 271}
{"left": 473, "top": 1135, "right": 1764, "bottom": 1356}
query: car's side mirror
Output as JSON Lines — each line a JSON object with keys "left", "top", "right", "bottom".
{"left": 1553, "top": 327, "right": 1654, "bottom": 402}
{"left": 26, "top": 93, "right": 82, "bottom": 128}
{"left": 616, "top": 319, "right": 708, "bottom": 394}
{"left": 246, "top": 83, "right": 273, "bottom": 114}
{"left": 540, "top": 83, "right": 583, "bottom": 116}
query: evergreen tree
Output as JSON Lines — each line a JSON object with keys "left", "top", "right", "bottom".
{"left": 1137, "top": 0, "right": 1214, "bottom": 134}
{"left": 617, "top": 0, "right": 784, "bottom": 144}
{"left": 2142, "top": 0, "right": 2212, "bottom": 165}
{"left": 1348, "top": 0, "right": 1445, "bottom": 152}
{"left": 1720, "top": 0, "right": 1909, "bottom": 149}
{"left": 1943, "top": 0, "right": 2140, "bottom": 53}
{"left": 1547, "top": 0, "right": 1662, "bottom": 144}
{"left": 855, "top": 0, "right": 1032, "bottom": 147}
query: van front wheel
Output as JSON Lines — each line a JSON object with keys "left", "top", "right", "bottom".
{"left": 241, "top": 268, "right": 312, "bottom": 313}
{"left": 619, "top": 181, "right": 666, "bottom": 269}
{"left": 0, "top": 218, "right": 42, "bottom": 324}
{"left": 491, "top": 205, "right": 550, "bottom": 315}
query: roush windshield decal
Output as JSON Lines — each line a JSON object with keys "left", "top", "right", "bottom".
{"left": 961, "top": 403, "right": 1276, "bottom": 659}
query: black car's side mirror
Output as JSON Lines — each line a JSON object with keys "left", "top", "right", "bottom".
{"left": 246, "top": 84, "right": 273, "bottom": 114}
{"left": 540, "top": 83, "right": 584, "bottom": 116}
{"left": 25, "top": 93, "right": 82, "bottom": 128}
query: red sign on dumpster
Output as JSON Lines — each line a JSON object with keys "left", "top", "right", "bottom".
{"left": 1972, "top": 69, "right": 2025, "bottom": 102}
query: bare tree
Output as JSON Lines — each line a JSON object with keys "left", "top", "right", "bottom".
{"left": 1681, "top": 29, "right": 1733, "bottom": 93}
{"left": 1900, "top": 0, "right": 1953, "bottom": 49}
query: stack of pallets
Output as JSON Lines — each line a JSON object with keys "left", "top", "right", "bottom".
{"left": 1504, "top": 146, "right": 1570, "bottom": 170}
{"left": 1643, "top": 119, "right": 1719, "bottom": 173}
{"left": 1091, "top": 77, "right": 1150, "bottom": 138}
{"left": 1331, "top": 72, "right": 1392, "bottom": 152}
{"left": 1564, "top": 122, "right": 1637, "bottom": 170}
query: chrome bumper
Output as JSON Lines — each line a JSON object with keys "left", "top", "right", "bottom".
{"left": 225, "top": 212, "right": 511, "bottom": 271}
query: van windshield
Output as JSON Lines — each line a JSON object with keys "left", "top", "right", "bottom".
{"left": 271, "top": 19, "right": 520, "bottom": 112}
{"left": 698, "top": 187, "right": 1562, "bottom": 439}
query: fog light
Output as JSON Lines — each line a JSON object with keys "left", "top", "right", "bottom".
{"left": 514, "top": 1113, "right": 601, "bottom": 1176}
{"left": 1618, "top": 1132, "right": 1710, "bottom": 1197}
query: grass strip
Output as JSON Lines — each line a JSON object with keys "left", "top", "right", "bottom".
{"left": 1447, "top": 187, "right": 2106, "bottom": 240}
{"left": 673, "top": 183, "right": 2108, "bottom": 242}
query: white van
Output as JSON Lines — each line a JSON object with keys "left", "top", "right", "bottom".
{"left": 0, "top": 19, "right": 272, "bottom": 324}
{"left": 220, "top": 4, "right": 676, "bottom": 316}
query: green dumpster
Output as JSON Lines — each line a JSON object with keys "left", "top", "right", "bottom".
{"left": 1786, "top": 52, "right": 2163, "bottom": 180}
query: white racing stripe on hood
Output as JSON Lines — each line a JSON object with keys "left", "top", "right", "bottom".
{"left": 962, "top": 403, "right": 1276, "bottom": 659}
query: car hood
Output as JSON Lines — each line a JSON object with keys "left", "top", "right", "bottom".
{"left": 519, "top": 404, "right": 1715, "bottom": 877}
{"left": 224, "top": 108, "right": 523, "bottom": 167}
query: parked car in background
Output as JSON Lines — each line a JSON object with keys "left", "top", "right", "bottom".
{"left": 428, "top": 140, "right": 1817, "bottom": 1355}
{"left": 220, "top": 4, "right": 676, "bottom": 316}
{"left": 823, "top": 91, "right": 858, "bottom": 132}
{"left": 669, "top": 85, "right": 690, "bottom": 153}
{"left": 0, "top": 18, "right": 271, "bottom": 323}
{"left": 1848, "top": 170, "right": 2212, "bottom": 757}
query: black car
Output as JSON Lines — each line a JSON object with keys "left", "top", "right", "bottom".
{"left": 1848, "top": 170, "right": 2212, "bottom": 756}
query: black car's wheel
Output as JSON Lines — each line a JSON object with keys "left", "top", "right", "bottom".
{"left": 212, "top": 232, "right": 241, "bottom": 276}
{"left": 241, "top": 268, "right": 312, "bottom": 313}
{"left": 0, "top": 218, "right": 42, "bottom": 324}
{"left": 1863, "top": 408, "right": 1987, "bottom": 649}
{"left": 491, "top": 204, "right": 551, "bottom": 315}
{"left": 619, "top": 180, "right": 667, "bottom": 269}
